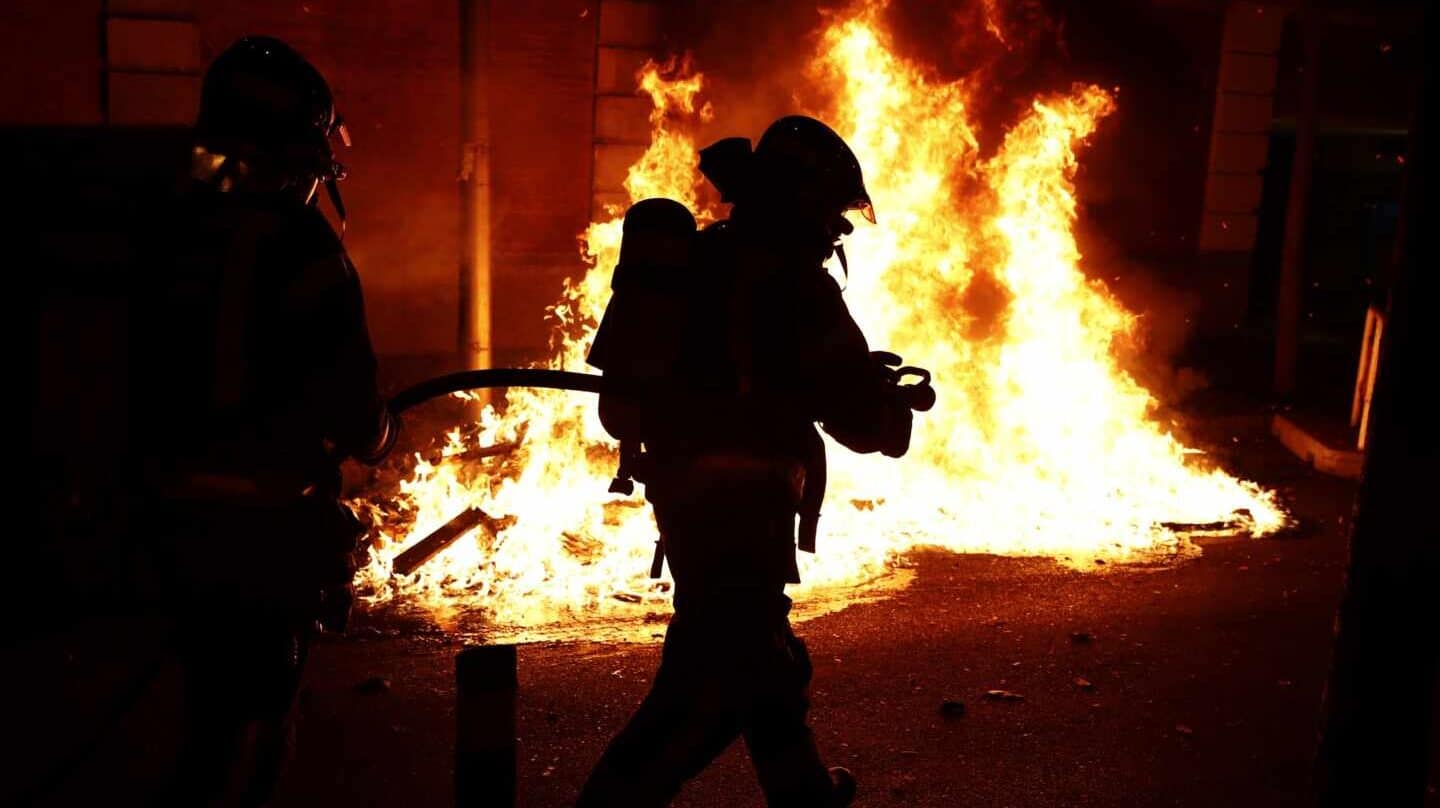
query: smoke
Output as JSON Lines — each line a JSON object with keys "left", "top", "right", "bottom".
{"left": 659, "top": 0, "right": 831, "bottom": 146}
{"left": 1075, "top": 222, "right": 1210, "bottom": 405}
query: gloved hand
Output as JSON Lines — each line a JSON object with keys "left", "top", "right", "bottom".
{"left": 316, "top": 583, "right": 355, "bottom": 633}
{"left": 870, "top": 351, "right": 936, "bottom": 412}
{"left": 294, "top": 500, "right": 367, "bottom": 633}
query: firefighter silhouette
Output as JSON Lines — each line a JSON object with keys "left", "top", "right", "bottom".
{"left": 133, "top": 36, "right": 396, "bottom": 805}
{"left": 579, "top": 116, "right": 918, "bottom": 807}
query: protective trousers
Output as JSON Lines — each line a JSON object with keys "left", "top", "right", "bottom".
{"left": 578, "top": 461, "right": 844, "bottom": 806}
{"left": 145, "top": 502, "right": 323, "bottom": 808}
{"left": 163, "top": 609, "right": 309, "bottom": 807}
{"left": 578, "top": 583, "right": 837, "bottom": 807}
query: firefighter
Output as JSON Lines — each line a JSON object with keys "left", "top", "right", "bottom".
{"left": 579, "top": 116, "right": 916, "bottom": 807}
{"left": 132, "top": 36, "right": 395, "bottom": 806}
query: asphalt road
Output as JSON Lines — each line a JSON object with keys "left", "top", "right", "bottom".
{"left": 268, "top": 413, "right": 1438, "bottom": 807}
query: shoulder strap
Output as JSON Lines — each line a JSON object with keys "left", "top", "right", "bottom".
{"left": 797, "top": 425, "right": 827, "bottom": 554}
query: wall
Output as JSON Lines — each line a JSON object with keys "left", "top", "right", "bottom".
{"left": 0, "top": 0, "right": 106, "bottom": 125}
{"left": 488, "top": 0, "right": 600, "bottom": 367}
{"left": 197, "top": 0, "right": 464, "bottom": 370}
{"left": 5, "top": 0, "right": 603, "bottom": 381}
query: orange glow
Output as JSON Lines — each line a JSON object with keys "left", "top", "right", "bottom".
{"left": 355, "top": 2, "right": 1285, "bottom": 639}
{"left": 981, "top": 0, "right": 1010, "bottom": 46}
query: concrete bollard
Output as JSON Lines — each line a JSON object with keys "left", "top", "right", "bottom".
{"left": 455, "top": 644, "right": 517, "bottom": 808}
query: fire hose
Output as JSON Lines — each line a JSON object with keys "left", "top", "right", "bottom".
{"left": 388, "top": 368, "right": 607, "bottom": 414}
{"left": 387, "top": 361, "right": 935, "bottom": 415}
{"left": 385, "top": 361, "right": 934, "bottom": 569}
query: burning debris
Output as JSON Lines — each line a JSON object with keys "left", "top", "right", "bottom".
{"left": 984, "top": 690, "right": 1026, "bottom": 702}
{"left": 355, "top": 0, "right": 1285, "bottom": 634}
{"left": 391, "top": 506, "right": 511, "bottom": 577}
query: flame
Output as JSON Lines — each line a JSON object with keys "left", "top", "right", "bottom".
{"left": 981, "top": 0, "right": 1010, "bottom": 46}
{"left": 356, "top": 4, "right": 1285, "bottom": 638}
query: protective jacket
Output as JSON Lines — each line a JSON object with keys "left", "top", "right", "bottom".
{"left": 133, "top": 184, "right": 391, "bottom": 614}
{"left": 588, "top": 199, "right": 912, "bottom": 587}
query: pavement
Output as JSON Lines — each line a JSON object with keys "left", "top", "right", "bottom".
{"left": 263, "top": 410, "right": 1439, "bottom": 807}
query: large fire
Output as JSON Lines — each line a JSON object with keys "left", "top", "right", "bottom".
{"left": 355, "top": 2, "right": 1285, "bottom": 636}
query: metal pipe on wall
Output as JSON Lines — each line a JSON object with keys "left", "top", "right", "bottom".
{"left": 460, "top": 0, "right": 494, "bottom": 396}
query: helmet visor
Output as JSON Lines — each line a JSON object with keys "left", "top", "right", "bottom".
{"left": 849, "top": 199, "right": 877, "bottom": 224}
{"left": 331, "top": 113, "right": 352, "bottom": 148}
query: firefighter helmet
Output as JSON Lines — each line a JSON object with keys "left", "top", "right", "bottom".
{"left": 193, "top": 36, "right": 349, "bottom": 201}
{"left": 752, "top": 115, "right": 875, "bottom": 223}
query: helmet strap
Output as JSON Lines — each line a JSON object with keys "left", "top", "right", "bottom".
{"left": 324, "top": 176, "right": 347, "bottom": 238}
